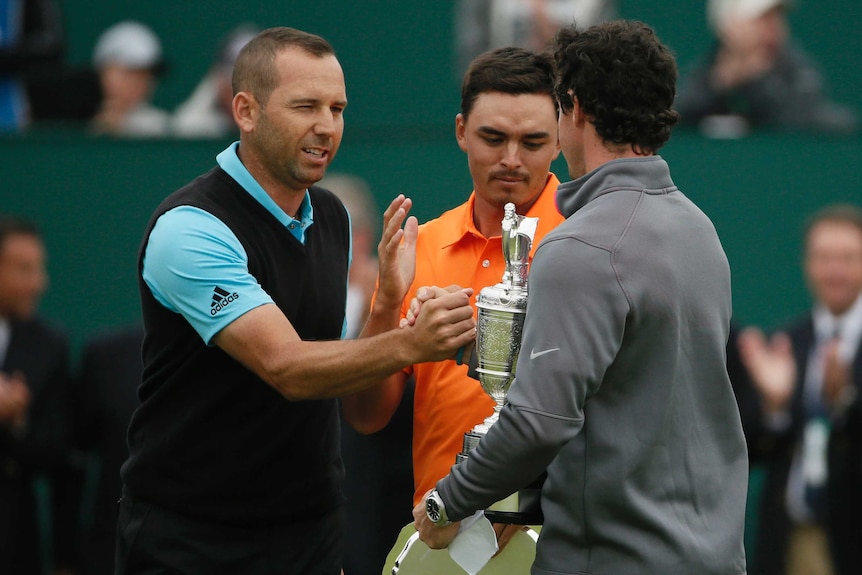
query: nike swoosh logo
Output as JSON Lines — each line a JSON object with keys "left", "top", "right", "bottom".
{"left": 530, "top": 347, "right": 560, "bottom": 359}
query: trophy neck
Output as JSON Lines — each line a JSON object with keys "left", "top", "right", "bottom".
{"left": 510, "top": 264, "right": 528, "bottom": 289}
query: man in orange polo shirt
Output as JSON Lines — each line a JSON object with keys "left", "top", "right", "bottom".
{"left": 342, "top": 46, "right": 563, "bottom": 543}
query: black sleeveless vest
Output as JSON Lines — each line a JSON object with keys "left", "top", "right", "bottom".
{"left": 123, "top": 166, "right": 349, "bottom": 525}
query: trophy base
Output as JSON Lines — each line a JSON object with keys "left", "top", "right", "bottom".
{"left": 483, "top": 473, "right": 545, "bottom": 525}
{"left": 458, "top": 428, "right": 546, "bottom": 525}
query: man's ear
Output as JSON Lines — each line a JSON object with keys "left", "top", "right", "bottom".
{"left": 233, "top": 91, "right": 257, "bottom": 133}
{"left": 572, "top": 98, "right": 586, "bottom": 128}
{"left": 455, "top": 113, "right": 468, "bottom": 153}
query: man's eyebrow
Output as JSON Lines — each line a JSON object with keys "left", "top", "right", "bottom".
{"left": 477, "top": 126, "right": 505, "bottom": 137}
{"left": 477, "top": 126, "right": 552, "bottom": 139}
{"left": 522, "top": 131, "right": 552, "bottom": 139}
{"left": 287, "top": 97, "right": 348, "bottom": 107}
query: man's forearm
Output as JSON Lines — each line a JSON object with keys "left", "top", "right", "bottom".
{"left": 216, "top": 293, "right": 474, "bottom": 403}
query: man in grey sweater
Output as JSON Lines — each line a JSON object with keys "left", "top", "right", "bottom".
{"left": 413, "top": 20, "right": 749, "bottom": 575}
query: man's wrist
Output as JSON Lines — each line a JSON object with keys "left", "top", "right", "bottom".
{"left": 368, "top": 295, "right": 403, "bottom": 324}
{"left": 425, "top": 488, "right": 451, "bottom": 527}
{"left": 360, "top": 297, "right": 403, "bottom": 338}
{"left": 372, "top": 291, "right": 402, "bottom": 311}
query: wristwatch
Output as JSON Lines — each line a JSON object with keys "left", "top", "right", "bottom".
{"left": 425, "top": 489, "right": 451, "bottom": 526}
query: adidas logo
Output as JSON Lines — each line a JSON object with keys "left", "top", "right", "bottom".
{"left": 210, "top": 286, "right": 239, "bottom": 316}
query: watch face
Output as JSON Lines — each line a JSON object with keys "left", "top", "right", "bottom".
{"left": 426, "top": 498, "right": 442, "bottom": 523}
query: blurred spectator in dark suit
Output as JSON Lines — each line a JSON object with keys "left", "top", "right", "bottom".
{"left": 737, "top": 204, "right": 862, "bottom": 575}
{"left": 0, "top": 215, "right": 70, "bottom": 575}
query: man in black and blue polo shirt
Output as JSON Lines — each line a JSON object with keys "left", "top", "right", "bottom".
{"left": 116, "top": 27, "right": 477, "bottom": 575}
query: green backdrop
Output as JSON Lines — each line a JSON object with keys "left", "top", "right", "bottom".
{"left": 4, "top": 0, "right": 862, "bottom": 353}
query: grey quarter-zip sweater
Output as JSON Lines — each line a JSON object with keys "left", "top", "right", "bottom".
{"left": 438, "top": 156, "right": 748, "bottom": 575}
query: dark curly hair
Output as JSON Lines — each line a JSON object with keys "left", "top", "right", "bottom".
{"left": 553, "top": 20, "right": 679, "bottom": 153}
{"left": 461, "top": 46, "right": 556, "bottom": 118}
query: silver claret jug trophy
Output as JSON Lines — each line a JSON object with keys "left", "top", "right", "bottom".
{"left": 456, "top": 202, "right": 545, "bottom": 525}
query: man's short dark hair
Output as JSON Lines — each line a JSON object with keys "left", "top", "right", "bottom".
{"left": 553, "top": 20, "right": 679, "bottom": 153}
{"left": 804, "top": 203, "right": 862, "bottom": 240}
{"left": 232, "top": 27, "right": 335, "bottom": 106}
{"left": 461, "top": 46, "right": 557, "bottom": 118}
{"left": 0, "top": 215, "right": 40, "bottom": 251}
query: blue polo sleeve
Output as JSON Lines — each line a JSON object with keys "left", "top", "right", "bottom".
{"left": 142, "top": 205, "right": 275, "bottom": 345}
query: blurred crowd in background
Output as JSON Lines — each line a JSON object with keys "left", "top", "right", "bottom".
{"left": 1, "top": 0, "right": 859, "bottom": 138}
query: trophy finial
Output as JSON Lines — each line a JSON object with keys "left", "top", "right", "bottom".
{"left": 500, "top": 203, "right": 537, "bottom": 288}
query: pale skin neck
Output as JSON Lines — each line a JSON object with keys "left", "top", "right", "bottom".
{"left": 582, "top": 123, "right": 648, "bottom": 172}
{"left": 571, "top": 100, "right": 650, "bottom": 175}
